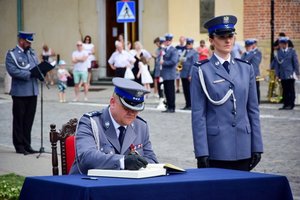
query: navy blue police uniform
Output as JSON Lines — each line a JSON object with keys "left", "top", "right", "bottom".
{"left": 190, "top": 15, "right": 263, "bottom": 171}
{"left": 271, "top": 37, "right": 300, "bottom": 110}
{"left": 241, "top": 39, "right": 262, "bottom": 102}
{"left": 70, "top": 78, "right": 158, "bottom": 174}
{"left": 161, "top": 33, "right": 179, "bottom": 113}
{"left": 179, "top": 38, "right": 198, "bottom": 109}
{"left": 5, "top": 31, "right": 40, "bottom": 155}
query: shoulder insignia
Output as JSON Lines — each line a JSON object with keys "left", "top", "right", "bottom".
{"left": 136, "top": 116, "right": 147, "bottom": 124}
{"left": 234, "top": 58, "right": 251, "bottom": 65}
{"left": 84, "top": 111, "right": 102, "bottom": 117}
{"left": 194, "top": 59, "right": 209, "bottom": 67}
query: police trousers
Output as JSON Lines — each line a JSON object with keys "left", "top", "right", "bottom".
{"left": 12, "top": 96, "right": 37, "bottom": 151}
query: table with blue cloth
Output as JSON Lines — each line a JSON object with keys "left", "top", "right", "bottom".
{"left": 19, "top": 168, "right": 293, "bottom": 200}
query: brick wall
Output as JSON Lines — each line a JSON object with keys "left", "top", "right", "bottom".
{"left": 244, "top": 0, "right": 300, "bottom": 77}
{"left": 244, "top": 0, "right": 300, "bottom": 40}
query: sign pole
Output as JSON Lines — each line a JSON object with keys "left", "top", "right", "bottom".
{"left": 116, "top": 1, "right": 135, "bottom": 51}
{"left": 124, "top": 22, "right": 128, "bottom": 51}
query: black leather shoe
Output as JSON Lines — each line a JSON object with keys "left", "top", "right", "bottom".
{"left": 279, "top": 106, "right": 294, "bottom": 110}
{"left": 162, "top": 109, "right": 175, "bottom": 113}
{"left": 284, "top": 106, "right": 294, "bottom": 110}
{"left": 25, "top": 147, "right": 39, "bottom": 154}
{"left": 181, "top": 106, "right": 191, "bottom": 110}
{"left": 278, "top": 106, "right": 287, "bottom": 110}
{"left": 16, "top": 149, "right": 30, "bottom": 155}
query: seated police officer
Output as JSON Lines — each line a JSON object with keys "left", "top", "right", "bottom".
{"left": 70, "top": 78, "right": 158, "bottom": 174}
{"left": 190, "top": 15, "right": 263, "bottom": 171}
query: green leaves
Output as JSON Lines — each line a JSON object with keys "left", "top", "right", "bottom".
{"left": 0, "top": 173, "right": 25, "bottom": 200}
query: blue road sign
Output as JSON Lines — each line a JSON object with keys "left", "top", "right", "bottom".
{"left": 116, "top": 1, "right": 136, "bottom": 23}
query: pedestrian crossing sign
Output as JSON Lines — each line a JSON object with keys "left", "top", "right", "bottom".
{"left": 116, "top": 1, "right": 136, "bottom": 23}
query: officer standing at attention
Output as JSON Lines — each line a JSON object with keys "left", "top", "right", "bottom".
{"left": 179, "top": 38, "right": 198, "bottom": 110}
{"left": 160, "top": 33, "right": 179, "bottom": 113}
{"left": 5, "top": 31, "right": 41, "bottom": 155}
{"left": 241, "top": 39, "right": 262, "bottom": 103}
{"left": 190, "top": 15, "right": 263, "bottom": 171}
{"left": 271, "top": 37, "right": 299, "bottom": 110}
{"left": 70, "top": 78, "right": 158, "bottom": 174}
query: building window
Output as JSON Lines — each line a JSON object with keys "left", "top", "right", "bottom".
{"left": 200, "top": 0, "right": 215, "bottom": 33}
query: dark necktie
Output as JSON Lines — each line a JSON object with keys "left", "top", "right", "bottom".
{"left": 118, "top": 126, "right": 126, "bottom": 147}
{"left": 223, "top": 61, "right": 230, "bottom": 74}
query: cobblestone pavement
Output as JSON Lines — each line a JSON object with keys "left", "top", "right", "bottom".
{"left": 0, "top": 81, "right": 299, "bottom": 199}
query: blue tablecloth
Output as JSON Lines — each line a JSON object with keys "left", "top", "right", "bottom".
{"left": 19, "top": 168, "right": 293, "bottom": 200}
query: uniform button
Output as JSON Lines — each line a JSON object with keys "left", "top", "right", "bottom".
{"left": 232, "top": 123, "right": 236, "bottom": 127}
{"left": 231, "top": 110, "right": 236, "bottom": 115}
{"left": 229, "top": 85, "right": 233, "bottom": 89}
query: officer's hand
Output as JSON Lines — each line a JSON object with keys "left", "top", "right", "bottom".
{"left": 197, "top": 156, "right": 209, "bottom": 168}
{"left": 125, "top": 154, "right": 148, "bottom": 170}
{"left": 30, "top": 66, "right": 44, "bottom": 81}
{"left": 249, "top": 152, "right": 261, "bottom": 170}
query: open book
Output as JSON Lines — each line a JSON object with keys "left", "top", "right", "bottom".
{"left": 87, "top": 163, "right": 185, "bottom": 179}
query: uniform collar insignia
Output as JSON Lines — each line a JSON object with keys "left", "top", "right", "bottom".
{"left": 215, "top": 61, "right": 220, "bottom": 66}
{"left": 104, "top": 121, "right": 110, "bottom": 129}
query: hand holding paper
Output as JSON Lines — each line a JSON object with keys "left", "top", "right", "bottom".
{"left": 30, "top": 61, "right": 55, "bottom": 81}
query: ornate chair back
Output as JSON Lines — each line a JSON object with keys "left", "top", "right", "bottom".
{"left": 50, "top": 118, "right": 78, "bottom": 175}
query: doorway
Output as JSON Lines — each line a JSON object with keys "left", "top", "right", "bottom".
{"left": 106, "top": 0, "right": 139, "bottom": 77}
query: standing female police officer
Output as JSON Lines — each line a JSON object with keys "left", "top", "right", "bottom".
{"left": 190, "top": 15, "right": 263, "bottom": 171}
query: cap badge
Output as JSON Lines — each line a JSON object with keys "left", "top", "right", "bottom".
{"left": 136, "top": 91, "right": 144, "bottom": 97}
{"left": 223, "top": 16, "right": 229, "bottom": 24}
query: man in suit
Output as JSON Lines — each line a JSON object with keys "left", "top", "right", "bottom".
{"left": 160, "top": 33, "right": 179, "bottom": 113}
{"left": 70, "top": 78, "right": 158, "bottom": 174}
{"left": 241, "top": 39, "right": 262, "bottom": 102}
{"left": 5, "top": 31, "right": 42, "bottom": 155}
{"left": 271, "top": 37, "right": 300, "bottom": 110}
{"left": 190, "top": 15, "right": 263, "bottom": 171}
{"left": 180, "top": 38, "right": 198, "bottom": 110}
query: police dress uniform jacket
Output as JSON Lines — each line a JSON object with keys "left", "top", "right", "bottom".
{"left": 190, "top": 54, "right": 263, "bottom": 161}
{"left": 241, "top": 49, "right": 262, "bottom": 77}
{"left": 161, "top": 46, "right": 179, "bottom": 80}
{"left": 153, "top": 47, "right": 164, "bottom": 78}
{"left": 69, "top": 107, "right": 158, "bottom": 174}
{"left": 271, "top": 48, "right": 300, "bottom": 80}
{"left": 5, "top": 46, "right": 39, "bottom": 96}
{"left": 180, "top": 48, "right": 198, "bottom": 78}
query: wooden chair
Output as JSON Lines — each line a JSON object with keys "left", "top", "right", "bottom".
{"left": 50, "top": 118, "right": 78, "bottom": 175}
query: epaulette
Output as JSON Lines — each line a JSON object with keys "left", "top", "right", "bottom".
{"left": 84, "top": 111, "right": 102, "bottom": 117}
{"left": 194, "top": 59, "right": 209, "bottom": 67}
{"left": 136, "top": 116, "right": 147, "bottom": 124}
{"left": 234, "top": 58, "right": 251, "bottom": 65}
{"left": 7, "top": 48, "right": 15, "bottom": 53}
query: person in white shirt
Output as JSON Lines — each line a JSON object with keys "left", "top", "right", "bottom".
{"left": 108, "top": 41, "right": 135, "bottom": 77}
{"left": 82, "top": 35, "right": 96, "bottom": 86}
{"left": 72, "top": 41, "right": 89, "bottom": 101}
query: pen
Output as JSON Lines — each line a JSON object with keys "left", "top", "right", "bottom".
{"left": 81, "top": 177, "right": 98, "bottom": 180}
